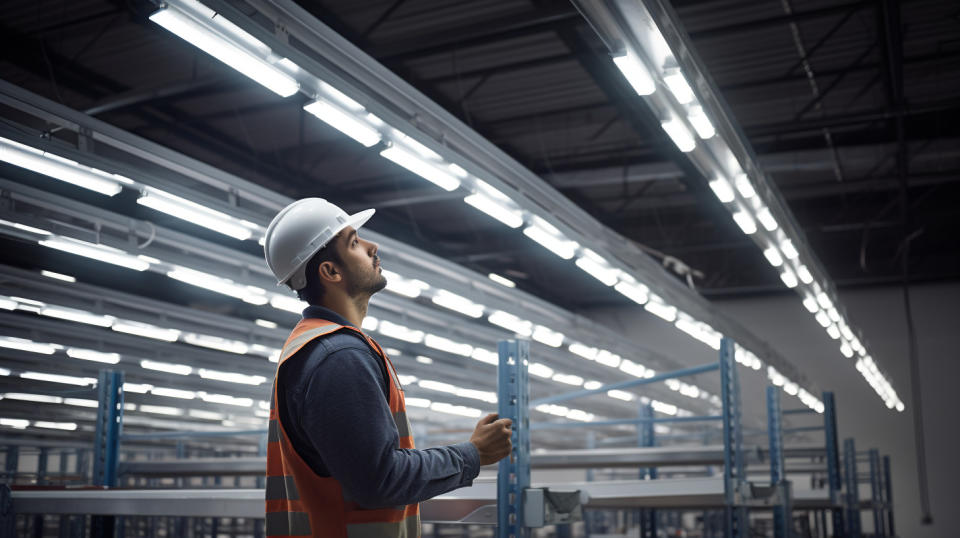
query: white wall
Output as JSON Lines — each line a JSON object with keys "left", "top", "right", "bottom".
{"left": 585, "top": 281, "right": 959, "bottom": 538}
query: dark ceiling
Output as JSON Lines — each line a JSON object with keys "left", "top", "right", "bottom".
{"left": 0, "top": 0, "right": 958, "bottom": 315}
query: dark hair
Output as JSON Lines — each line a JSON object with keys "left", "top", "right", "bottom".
{"left": 296, "top": 233, "right": 343, "bottom": 305}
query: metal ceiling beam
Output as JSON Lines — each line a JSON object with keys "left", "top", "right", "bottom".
{"left": 367, "top": 6, "right": 583, "bottom": 62}
{"left": 421, "top": 53, "right": 575, "bottom": 85}
{"left": 550, "top": 23, "right": 707, "bottom": 200}
{"left": 686, "top": 1, "right": 872, "bottom": 41}
{"left": 586, "top": 172, "right": 960, "bottom": 210}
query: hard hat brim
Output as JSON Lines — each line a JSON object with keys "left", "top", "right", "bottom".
{"left": 347, "top": 208, "right": 375, "bottom": 232}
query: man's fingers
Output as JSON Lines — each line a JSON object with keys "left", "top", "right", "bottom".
{"left": 478, "top": 413, "right": 498, "bottom": 426}
{"left": 496, "top": 418, "right": 513, "bottom": 429}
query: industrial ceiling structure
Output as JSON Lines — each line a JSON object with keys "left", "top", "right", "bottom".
{"left": 0, "top": 0, "right": 956, "bottom": 447}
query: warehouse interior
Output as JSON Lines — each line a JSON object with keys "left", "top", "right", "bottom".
{"left": 0, "top": 0, "right": 957, "bottom": 537}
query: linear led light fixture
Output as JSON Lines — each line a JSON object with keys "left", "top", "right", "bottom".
{"left": 0, "top": 136, "right": 131, "bottom": 196}
{"left": 487, "top": 273, "right": 515, "bottom": 288}
{"left": 612, "top": 52, "right": 656, "bottom": 96}
{"left": 687, "top": 105, "right": 715, "bottom": 139}
{"left": 149, "top": 0, "right": 299, "bottom": 97}
{"left": 112, "top": 320, "right": 181, "bottom": 342}
{"left": 4, "top": 393, "right": 62, "bottom": 404}
{"left": 431, "top": 289, "right": 484, "bottom": 318}
{"left": 575, "top": 249, "right": 622, "bottom": 286}
{"left": 198, "top": 369, "right": 267, "bottom": 385}
{"left": 39, "top": 236, "right": 151, "bottom": 271}
{"left": 381, "top": 269, "right": 430, "bottom": 298}
{"left": 137, "top": 186, "right": 258, "bottom": 241}
{"left": 38, "top": 306, "right": 115, "bottom": 327}
{"left": 464, "top": 191, "right": 524, "bottom": 228}
{"left": 423, "top": 334, "right": 473, "bottom": 357}
{"left": 0, "top": 336, "right": 60, "bottom": 355}
{"left": 167, "top": 266, "right": 268, "bottom": 305}
{"left": 40, "top": 270, "right": 75, "bottom": 283}
{"left": 141, "top": 359, "right": 193, "bottom": 376}
{"left": 614, "top": 280, "right": 649, "bottom": 305}
{"left": 199, "top": 392, "right": 253, "bottom": 407}
{"left": 380, "top": 144, "right": 462, "bottom": 192}
{"left": 21, "top": 371, "right": 96, "bottom": 386}
{"left": 377, "top": 320, "right": 424, "bottom": 344}
{"left": 151, "top": 387, "right": 196, "bottom": 400}
{"left": 0, "top": 219, "right": 51, "bottom": 237}
{"left": 0, "top": 418, "right": 30, "bottom": 429}
{"left": 270, "top": 294, "right": 306, "bottom": 314}
{"left": 34, "top": 421, "right": 77, "bottom": 431}
{"left": 523, "top": 216, "right": 579, "bottom": 259}
{"left": 66, "top": 347, "right": 121, "bottom": 364}
{"left": 643, "top": 297, "right": 677, "bottom": 322}
{"left": 708, "top": 175, "right": 735, "bottom": 203}
{"left": 487, "top": 310, "right": 533, "bottom": 337}
{"left": 660, "top": 118, "right": 696, "bottom": 153}
{"left": 303, "top": 97, "right": 383, "bottom": 148}
{"left": 663, "top": 69, "right": 695, "bottom": 104}
{"left": 183, "top": 333, "right": 250, "bottom": 354}
{"left": 139, "top": 404, "right": 183, "bottom": 416}
{"left": 532, "top": 325, "right": 564, "bottom": 348}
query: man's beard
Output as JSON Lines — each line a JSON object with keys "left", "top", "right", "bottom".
{"left": 345, "top": 264, "right": 387, "bottom": 297}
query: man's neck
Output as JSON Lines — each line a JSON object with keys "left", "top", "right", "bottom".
{"left": 320, "top": 294, "right": 369, "bottom": 329}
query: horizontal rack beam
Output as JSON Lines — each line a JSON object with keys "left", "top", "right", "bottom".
{"left": 118, "top": 445, "right": 828, "bottom": 476}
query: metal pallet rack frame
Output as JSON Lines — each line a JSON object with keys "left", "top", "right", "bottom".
{"left": 3, "top": 339, "right": 895, "bottom": 537}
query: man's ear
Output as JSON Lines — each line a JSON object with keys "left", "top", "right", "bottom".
{"left": 318, "top": 261, "right": 341, "bottom": 283}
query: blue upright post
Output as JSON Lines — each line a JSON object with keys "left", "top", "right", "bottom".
{"left": 497, "top": 340, "right": 530, "bottom": 538}
{"left": 767, "top": 386, "right": 792, "bottom": 538}
{"left": 868, "top": 449, "right": 883, "bottom": 537}
{"left": 719, "top": 338, "right": 746, "bottom": 538}
{"left": 4, "top": 446, "right": 18, "bottom": 480}
{"left": 92, "top": 369, "right": 124, "bottom": 538}
{"left": 0, "top": 483, "right": 13, "bottom": 537}
{"left": 822, "top": 392, "right": 844, "bottom": 537}
{"left": 58, "top": 450, "right": 70, "bottom": 538}
{"left": 843, "top": 439, "right": 861, "bottom": 538}
{"left": 33, "top": 447, "right": 49, "bottom": 538}
{"left": 637, "top": 403, "right": 656, "bottom": 538}
{"left": 72, "top": 450, "right": 86, "bottom": 538}
{"left": 882, "top": 456, "right": 895, "bottom": 537}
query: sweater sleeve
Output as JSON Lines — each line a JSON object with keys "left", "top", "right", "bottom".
{"left": 297, "top": 345, "right": 481, "bottom": 509}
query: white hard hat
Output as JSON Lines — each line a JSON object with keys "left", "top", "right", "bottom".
{"left": 263, "top": 198, "right": 375, "bottom": 290}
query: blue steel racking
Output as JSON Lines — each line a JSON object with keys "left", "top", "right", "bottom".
{"left": 496, "top": 336, "right": 764, "bottom": 538}
{"left": 2, "top": 346, "right": 899, "bottom": 538}
{"left": 496, "top": 339, "right": 531, "bottom": 538}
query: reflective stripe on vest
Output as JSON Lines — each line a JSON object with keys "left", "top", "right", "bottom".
{"left": 265, "top": 511, "right": 311, "bottom": 536}
{"left": 266, "top": 317, "right": 419, "bottom": 538}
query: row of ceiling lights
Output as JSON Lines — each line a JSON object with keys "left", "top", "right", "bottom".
{"left": 595, "top": 1, "right": 901, "bottom": 411}
{"left": 0, "top": 0, "right": 825, "bottom": 413}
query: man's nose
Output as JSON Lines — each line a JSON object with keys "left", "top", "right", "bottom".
{"left": 365, "top": 238, "right": 379, "bottom": 256}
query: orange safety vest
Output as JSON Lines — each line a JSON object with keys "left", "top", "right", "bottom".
{"left": 265, "top": 317, "right": 420, "bottom": 537}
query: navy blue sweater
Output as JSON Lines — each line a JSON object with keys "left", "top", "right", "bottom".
{"left": 275, "top": 305, "right": 480, "bottom": 509}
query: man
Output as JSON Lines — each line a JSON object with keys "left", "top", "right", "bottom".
{"left": 262, "top": 198, "right": 513, "bottom": 537}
